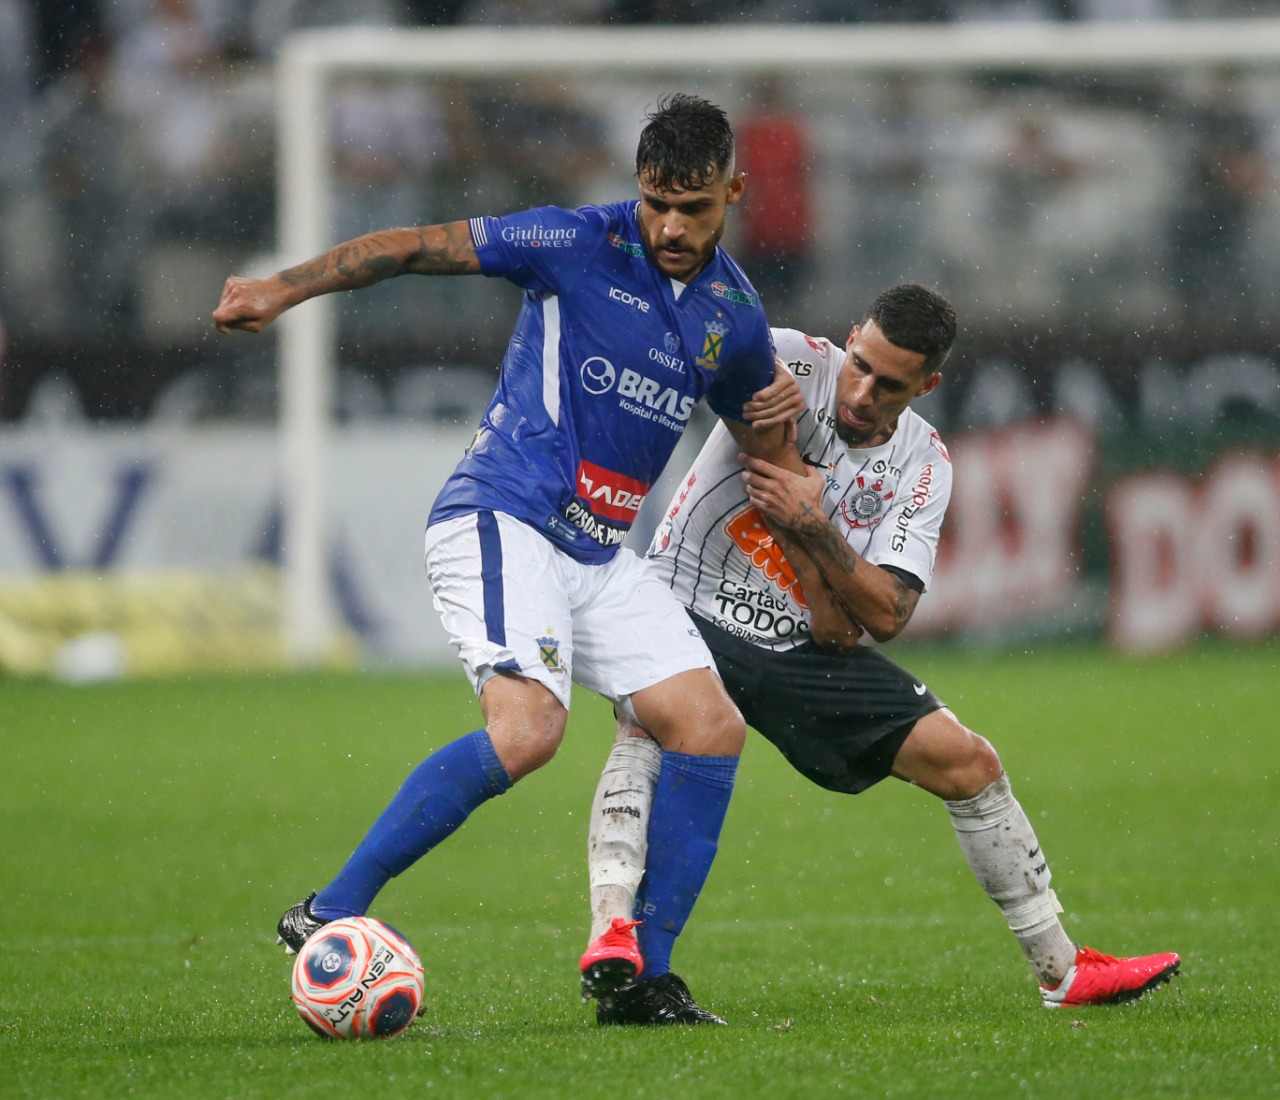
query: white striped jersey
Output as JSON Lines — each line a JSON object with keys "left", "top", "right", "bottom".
{"left": 648, "top": 327, "right": 953, "bottom": 651}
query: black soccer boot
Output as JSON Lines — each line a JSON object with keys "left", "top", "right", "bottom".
{"left": 275, "top": 892, "right": 330, "bottom": 954}
{"left": 596, "top": 972, "right": 727, "bottom": 1026}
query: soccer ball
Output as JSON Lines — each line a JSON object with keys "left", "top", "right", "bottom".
{"left": 290, "top": 916, "right": 425, "bottom": 1039}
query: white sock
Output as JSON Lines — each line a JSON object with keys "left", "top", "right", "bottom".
{"left": 945, "top": 774, "right": 1077, "bottom": 985}
{"left": 587, "top": 735, "right": 661, "bottom": 941}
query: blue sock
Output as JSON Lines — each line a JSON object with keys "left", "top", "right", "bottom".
{"left": 312, "top": 729, "right": 511, "bottom": 919}
{"left": 634, "top": 751, "right": 739, "bottom": 978}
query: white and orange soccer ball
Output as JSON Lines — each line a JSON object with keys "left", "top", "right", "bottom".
{"left": 290, "top": 916, "right": 425, "bottom": 1039}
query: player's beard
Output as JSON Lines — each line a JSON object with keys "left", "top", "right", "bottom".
{"left": 653, "top": 215, "right": 725, "bottom": 281}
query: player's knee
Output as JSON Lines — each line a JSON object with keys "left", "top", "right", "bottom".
{"left": 482, "top": 675, "right": 566, "bottom": 779}
{"left": 698, "top": 696, "right": 746, "bottom": 756}
{"left": 947, "top": 729, "right": 1003, "bottom": 800}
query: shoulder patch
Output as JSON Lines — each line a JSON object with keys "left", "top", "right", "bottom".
{"left": 709, "top": 280, "right": 758, "bottom": 308}
{"left": 929, "top": 431, "right": 951, "bottom": 463}
{"left": 608, "top": 232, "right": 644, "bottom": 258}
{"left": 804, "top": 334, "right": 830, "bottom": 355}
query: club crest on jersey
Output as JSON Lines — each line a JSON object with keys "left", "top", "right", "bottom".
{"left": 839, "top": 476, "right": 895, "bottom": 530}
{"left": 536, "top": 632, "right": 563, "bottom": 672}
{"left": 696, "top": 320, "right": 730, "bottom": 370}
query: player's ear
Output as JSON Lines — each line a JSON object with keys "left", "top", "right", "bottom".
{"left": 918, "top": 371, "right": 943, "bottom": 398}
{"left": 846, "top": 323, "right": 860, "bottom": 348}
{"left": 725, "top": 171, "right": 746, "bottom": 206}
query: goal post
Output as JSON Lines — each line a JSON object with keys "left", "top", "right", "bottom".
{"left": 275, "top": 19, "right": 1280, "bottom": 662}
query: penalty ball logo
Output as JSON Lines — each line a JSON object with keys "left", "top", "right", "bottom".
{"left": 320, "top": 951, "right": 343, "bottom": 974}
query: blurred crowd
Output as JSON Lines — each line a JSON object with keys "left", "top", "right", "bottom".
{"left": 0, "top": 0, "right": 1278, "bottom": 422}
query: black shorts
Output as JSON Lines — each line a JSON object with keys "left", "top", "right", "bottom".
{"left": 693, "top": 614, "right": 944, "bottom": 795}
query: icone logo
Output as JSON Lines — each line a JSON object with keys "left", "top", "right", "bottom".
{"left": 609, "top": 286, "right": 650, "bottom": 313}
{"left": 576, "top": 459, "right": 650, "bottom": 523}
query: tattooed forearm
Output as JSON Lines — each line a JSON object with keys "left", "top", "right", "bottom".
{"left": 406, "top": 222, "right": 480, "bottom": 275}
{"left": 277, "top": 254, "right": 330, "bottom": 288}
{"left": 275, "top": 222, "right": 479, "bottom": 301}
{"left": 791, "top": 504, "right": 859, "bottom": 573}
{"left": 786, "top": 503, "right": 919, "bottom": 641}
{"left": 889, "top": 573, "right": 920, "bottom": 631}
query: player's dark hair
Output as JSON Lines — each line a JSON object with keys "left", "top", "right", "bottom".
{"left": 635, "top": 93, "right": 735, "bottom": 192}
{"left": 865, "top": 284, "right": 957, "bottom": 374}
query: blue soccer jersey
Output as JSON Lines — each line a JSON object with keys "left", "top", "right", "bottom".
{"left": 428, "top": 200, "right": 775, "bottom": 564}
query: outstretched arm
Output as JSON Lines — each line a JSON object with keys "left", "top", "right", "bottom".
{"left": 740, "top": 453, "right": 920, "bottom": 643}
{"left": 212, "top": 220, "right": 480, "bottom": 334}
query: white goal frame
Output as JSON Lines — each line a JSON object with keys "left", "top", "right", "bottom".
{"left": 276, "top": 19, "right": 1280, "bottom": 661}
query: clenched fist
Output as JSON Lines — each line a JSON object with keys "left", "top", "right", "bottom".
{"left": 212, "top": 275, "right": 291, "bottom": 334}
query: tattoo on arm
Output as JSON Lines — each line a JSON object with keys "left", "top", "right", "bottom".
{"left": 405, "top": 221, "right": 479, "bottom": 275}
{"left": 793, "top": 502, "right": 859, "bottom": 572}
{"left": 791, "top": 503, "right": 920, "bottom": 635}
{"left": 277, "top": 254, "right": 330, "bottom": 288}
{"left": 889, "top": 573, "right": 920, "bottom": 631}
{"left": 276, "top": 222, "right": 479, "bottom": 298}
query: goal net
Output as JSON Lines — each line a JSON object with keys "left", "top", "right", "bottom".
{"left": 275, "top": 21, "right": 1280, "bottom": 661}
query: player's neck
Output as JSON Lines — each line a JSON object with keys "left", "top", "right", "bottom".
{"left": 846, "top": 416, "right": 898, "bottom": 450}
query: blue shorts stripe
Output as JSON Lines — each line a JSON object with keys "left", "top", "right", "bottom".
{"left": 476, "top": 511, "right": 506, "bottom": 646}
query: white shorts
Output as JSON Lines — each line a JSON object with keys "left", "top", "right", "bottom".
{"left": 423, "top": 511, "right": 714, "bottom": 710}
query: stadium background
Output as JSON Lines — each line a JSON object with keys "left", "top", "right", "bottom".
{"left": 2, "top": 0, "right": 1280, "bottom": 672}
{"left": 3, "top": 5, "right": 1280, "bottom": 1099}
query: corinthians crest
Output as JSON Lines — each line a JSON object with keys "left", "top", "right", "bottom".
{"left": 839, "top": 475, "right": 895, "bottom": 530}
{"left": 696, "top": 319, "right": 729, "bottom": 370}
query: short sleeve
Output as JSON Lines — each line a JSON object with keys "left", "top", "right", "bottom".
{"left": 863, "top": 452, "right": 952, "bottom": 591}
{"left": 469, "top": 205, "right": 607, "bottom": 294}
{"left": 706, "top": 310, "right": 775, "bottom": 421}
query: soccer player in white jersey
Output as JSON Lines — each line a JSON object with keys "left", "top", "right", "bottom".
{"left": 212, "top": 95, "right": 807, "bottom": 1025}
{"left": 585, "top": 284, "right": 1179, "bottom": 1023}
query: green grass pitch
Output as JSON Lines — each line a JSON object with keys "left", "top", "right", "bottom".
{"left": 4, "top": 643, "right": 1278, "bottom": 1098}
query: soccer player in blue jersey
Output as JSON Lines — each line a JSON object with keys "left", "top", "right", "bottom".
{"left": 213, "top": 94, "right": 801, "bottom": 1024}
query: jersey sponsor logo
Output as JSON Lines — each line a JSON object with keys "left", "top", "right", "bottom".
{"left": 786, "top": 358, "right": 814, "bottom": 377}
{"left": 576, "top": 459, "right": 650, "bottom": 523}
{"left": 838, "top": 475, "right": 895, "bottom": 530}
{"left": 889, "top": 463, "right": 934, "bottom": 553}
{"left": 617, "top": 367, "right": 695, "bottom": 428}
{"left": 712, "top": 579, "right": 809, "bottom": 640}
{"left": 562, "top": 500, "right": 628, "bottom": 547}
{"left": 607, "top": 232, "right": 645, "bottom": 258}
{"left": 709, "top": 280, "right": 758, "bottom": 308}
{"left": 667, "top": 471, "right": 697, "bottom": 520}
{"left": 579, "top": 357, "right": 696, "bottom": 430}
{"left": 650, "top": 332, "right": 687, "bottom": 372}
{"left": 500, "top": 224, "right": 577, "bottom": 248}
{"left": 580, "top": 356, "right": 617, "bottom": 395}
{"left": 608, "top": 286, "right": 651, "bottom": 313}
{"left": 695, "top": 319, "right": 729, "bottom": 371}
{"left": 724, "top": 506, "right": 809, "bottom": 608}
